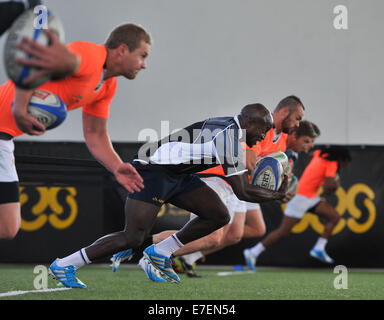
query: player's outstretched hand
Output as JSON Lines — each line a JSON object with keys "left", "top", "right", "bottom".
{"left": 15, "top": 29, "right": 79, "bottom": 85}
{"left": 113, "top": 163, "right": 145, "bottom": 193}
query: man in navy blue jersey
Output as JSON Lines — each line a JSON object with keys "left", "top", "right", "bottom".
{"left": 49, "top": 103, "right": 288, "bottom": 286}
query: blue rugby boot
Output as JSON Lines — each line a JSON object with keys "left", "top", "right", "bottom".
{"left": 310, "top": 249, "right": 334, "bottom": 264}
{"left": 138, "top": 257, "right": 167, "bottom": 283}
{"left": 143, "top": 245, "right": 180, "bottom": 283}
{"left": 243, "top": 248, "right": 256, "bottom": 271}
{"left": 49, "top": 259, "right": 87, "bottom": 289}
{"left": 110, "top": 249, "right": 134, "bottom": 272}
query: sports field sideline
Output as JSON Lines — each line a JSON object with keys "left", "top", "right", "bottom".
{"left": 1, "top": 264, "right": 384, "bottom": 300}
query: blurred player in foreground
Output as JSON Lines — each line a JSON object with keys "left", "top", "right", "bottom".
{"left": 0, "top": 23, "right": 150, "bottom": 239}
{"left": 245, "top": 145, "right": 351, "bottom": 269}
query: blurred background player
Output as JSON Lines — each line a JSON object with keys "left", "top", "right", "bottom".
{"left": 243, "top": 120, "right": 320, "bottom": 269}
{"left": 245, "top": 145, "right": 351, "bottom": 269}
{"left": 0, "top": 23, "right": 150, "bottom": 239}
{"left": 242, "top": 96, "right": 304, "bottom": 265}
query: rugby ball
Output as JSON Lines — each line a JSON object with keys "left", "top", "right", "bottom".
{"left": 3, "top": 8, "right": 65, "bottom": 89}
{"left": 266, "top": 151, "right": 290, "bottom": 175}
{"left": 250, "top": 156, "right": 284, "bottom": 191}
{"left": 27, "top": 89, "right": 67, "bottom": 130}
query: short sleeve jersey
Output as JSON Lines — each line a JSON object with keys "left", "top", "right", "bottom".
{"left": 0, "top": 41, "right": 117, "bottom": 137}
{"left": 297, "top": 150, "right": 338, "bottom": 198}
{"left": 135, "top": 116, "right": 247, "bottom": 177}
{"left": 247, "top": 128, "right": 288, "bottom": 156}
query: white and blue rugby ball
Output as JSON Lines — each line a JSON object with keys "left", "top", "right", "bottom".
{"left": 3, "top": 8, "right": 65, "bottom": 89}
{"left": 264, "top": 151, "right": 290, "bottom": 175}
{"left": 27, "top": 89, "right": 67, "bottom": 130}
{"left": 251, "top": 156, "right": 284, "bottom": 191}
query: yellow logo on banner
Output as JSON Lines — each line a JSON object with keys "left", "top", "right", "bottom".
{"left": 282, "top": 183, "right": 376, "bottom": 235}
{"left": 20, "top": 186, "right": 78, "bottom": 231}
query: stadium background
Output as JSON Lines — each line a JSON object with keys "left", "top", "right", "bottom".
{"left": 0, "top": 0, "right": 383, "bottom": 268}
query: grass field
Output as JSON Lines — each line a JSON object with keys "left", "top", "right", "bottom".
{"left": 1, "top": 264, "right": 384, "bottom": 301}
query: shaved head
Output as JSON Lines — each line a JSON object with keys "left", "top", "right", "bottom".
{"left": 240, "top": 103, "right": 271, "bottom": 123}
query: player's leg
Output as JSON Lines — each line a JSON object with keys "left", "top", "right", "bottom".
{"left": 0, "top": 202, "right": 20, "bottom": 239}
{"left": 243, "top": 215, "right": 299, "bottom": 270}
{"left": 50, "top": 198, "right": 161, "bottom": 288}
{"left": 110, "top": 229, "right": 180, "bottom": 272}
{"left": 242, "top": 203, "right": 266, "bottom": 238}
{"left": 0, "top": 139, "right": 21, "bottom": 240}
{"left": 169, "top": 186, "right": 230, "bottom": 244}
{"left": 141, "top": 183, "right": 230, "bottom": 283}
{"left": 203, "top": 198, "right": 247, "bottom": 255}
{"left": 309, "top": 200, "right": 340, "bottom": 263}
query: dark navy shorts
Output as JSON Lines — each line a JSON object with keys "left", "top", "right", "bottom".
{"left": 127, "top": 163, "right": 206, "bottom": 207}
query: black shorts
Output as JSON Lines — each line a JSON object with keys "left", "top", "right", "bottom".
{"left": 127, "top": 163, "right": 206, "bottom": 207}
{"left": 0, "top": 182, "right": 20, "bottom": 204}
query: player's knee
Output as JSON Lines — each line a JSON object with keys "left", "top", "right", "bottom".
{"left": 254, "top": 224, "right": 266, "bottom": 238}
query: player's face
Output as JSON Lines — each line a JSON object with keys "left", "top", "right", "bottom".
{"left": 281, "top": 106, "right": 304, "bottom": 134}
{"left": 122, "top": 41, "right": 150, "bottom": 79}
{"left": 295, "top": 135, "right": 315, "bottom": 153}
{"left": 246, "top": 118, "right": 272, "bottom": 147}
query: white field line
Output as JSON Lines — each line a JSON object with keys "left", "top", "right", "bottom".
{"left": 0, "top": 287, "right": 71, "bottom": 298}
{"left": 217, "top": 270, "right": 255, "bottom": 276}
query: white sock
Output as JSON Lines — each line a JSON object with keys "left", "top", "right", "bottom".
{"left": 182, "top": 251, "right": 204, "bottom": 265}
{"left": 154, "top": 234, "right": 184, "bottom": 258}
{"left": 313, "top": 237, "right": 328, "bottom": 251}
{"left": 249, "top": 242, "right": 265, "bottom": 258}
{"left": 56, "top": 248, "right": 91, "bottom": 269}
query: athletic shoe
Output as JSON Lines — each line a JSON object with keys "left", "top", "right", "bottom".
{"left": 143, "top": 245, "right": 180, "bottom": 283}
{"left": 138, "top": 257, "right": 167, "bottom": 282}
{"left": 243, "top": 248, "right": 256, "bottom": 271}
{"left": 177, "top": 256, "right": 201, "bottom": 278}
{"left": 49, "top": 259, "right": 87, "bottom": 289}
{"left": 110, "top": 249, "right": 134, "bottom": 272}
{"left": 310, "top": 249, "right": 334, "bottom": 264}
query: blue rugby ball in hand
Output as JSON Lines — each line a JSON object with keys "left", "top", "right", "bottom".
{"left": 27, "top": 89, "right": 67, "bottom": 130}
{"left": 250, "top": 156, "right": 284, "bottom": 191}
{"left": 3, "top": 8, "right": 65, "bottom": 89}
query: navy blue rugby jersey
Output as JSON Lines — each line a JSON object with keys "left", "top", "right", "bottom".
{"left": 134, "top": 116, "right": 247, "bottom": 177}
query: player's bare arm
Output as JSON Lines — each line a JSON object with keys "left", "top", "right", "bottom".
{"left": 246, "top": 149, "right": 259, "bottom": 170}
{"left": 225, "top": 172, "right": 288, "bottom": 203}
{"left": 82, "top": 113, "right": 144, "bottom": 193}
